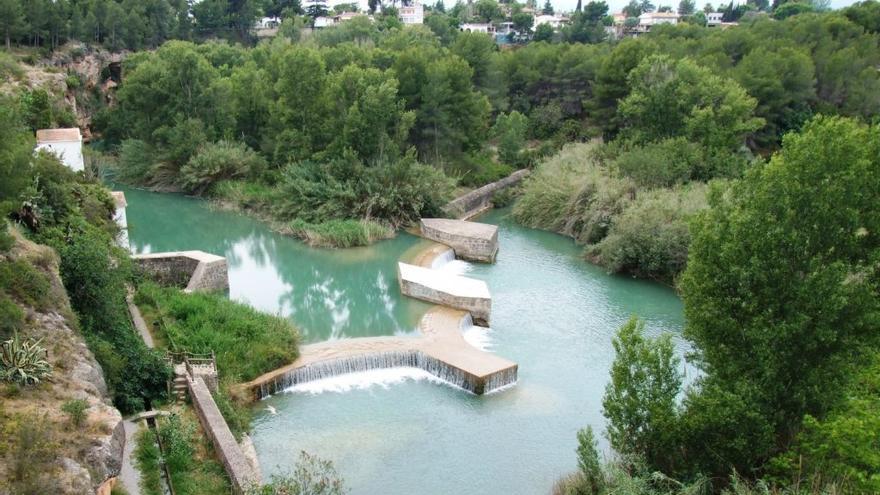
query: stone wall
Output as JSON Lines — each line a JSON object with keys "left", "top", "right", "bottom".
{"left": 188, "top": 375, "right": 258, "bottom": 494}
{"left": 398, "top": 262, "right": 491, "bottom": 325}
{"left": 131, "top": 251, "right": 228, "bottom": 292}
{"left": 443, "top": 169, "right": 530, "bottom": 219}
{"left": 420, "top": 218, "right": 498, "bottom": 263}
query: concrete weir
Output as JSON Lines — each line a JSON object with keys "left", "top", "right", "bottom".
{"left": 420, "top": 218, "right": 499, "bottom": 263}
{"left": 398, "top": 262, "right": 491, "bottom": 325}
{"left": 132, "top": 250, "right": 228, "bottom": 292}
{"left": 242, "top": 217, "right": 518, "bottom": 399}
{"left": 243, "top": 307, "right": 517, "bottom": 397}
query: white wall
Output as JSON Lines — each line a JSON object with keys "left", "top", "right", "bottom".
{"left": 35, "top": 140, "right": 84, "bottom": 172}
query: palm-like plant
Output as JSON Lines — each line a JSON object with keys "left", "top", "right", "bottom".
{"left": 0, "top": 332, "right": 52, "bottom": 385}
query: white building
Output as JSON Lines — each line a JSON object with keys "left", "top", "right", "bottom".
{"left": 706, "top": 12, "right": 724, "bottom": 26}
{"left": 534, "top": 14, "right": 568, "bottom": 30}
{"left": 460, "top": 23, "right": 495, "bottom": 34}
{"left": 399, "top": 3, "right": 424, "bottom": 25}
{"left": 635, "top": 11, "right": 679, "bottom": 33}
{"left": 111, "top": 191, "right": 129, "bottom": 250}
{"left": 314, "top": 16, "right": 337, "bottom": 28}
{"left": 35, "top": 128, "right": 84, "bottom": 172}
{"left": 255, "top": 16, "right": 281, "bottom": 29}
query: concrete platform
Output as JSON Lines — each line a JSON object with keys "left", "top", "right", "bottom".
{"left": 132, "top": 250, "right": 228, "bottom": 292}
{"left": 242, "top": 307, "right": 516, "bottom": 398}
{"left": 420, "top": 218, "right": 498, "bottom": 263}
{"left": 398, "top": 262, "right": 491, "bottom": 325}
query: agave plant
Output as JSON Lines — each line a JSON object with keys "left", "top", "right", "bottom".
{"left": 0, "top": 331, "right": 52, "bottom": 386}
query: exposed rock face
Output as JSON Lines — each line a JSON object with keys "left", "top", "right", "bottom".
{"left": 0, "top": 234, "right": 125, "bottom": 494}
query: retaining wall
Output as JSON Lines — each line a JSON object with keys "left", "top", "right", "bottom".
{"left": 188, "top": 375, "right": 257, "bottom": 494}
{"left": 443, "top": 169, "right": 530, "bottom": 220}
{"left": 132, "top": 251, "right": 228, "bottom": 292}
{"left": 420, "top": 218, "right": 498, "bottom": 263}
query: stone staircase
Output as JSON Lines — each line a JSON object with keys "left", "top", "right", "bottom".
{"left": 172, "top": 364, "right": 189, "bottom": 402}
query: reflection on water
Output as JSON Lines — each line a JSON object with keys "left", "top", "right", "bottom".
{"left": 120, "top": 185, "right": 432, "bottom": 343}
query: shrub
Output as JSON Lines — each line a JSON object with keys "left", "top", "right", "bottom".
{"left": 454, "top": 152, "right": 514, "bottom": 188}
{"left": 492, "top": 111, "right": 529, "bottom": 167}
{"left": 0, "top": 52, "right": 24, "bottom": 81}
{"left": 0, "top": 295, "right": 25, "bottom": 340}
{"left": 588, "top": 183, "right": 707, "bottom": 283}
{"left": 514, "top": 143, "right": 635, "bottom": 245}
{"left": 529, "top": 102, "right": 564, "bottom": 139}
{"left": 613, "top": 138, "right": 702, "bottom": 188}
{"left": 157, "top": 412, "right": 231, "bottom": 494}
{"left": 3, "top": 414, "right": 60, "bottom": 494}
{"left": 247, "top": 451, "right": 346, "bottom": 495}
{"left": 61, "top": 399, "right": 89, "bottom": 427}
{"left": 290, "top": 218, "right": 394, "bottom": 248}
{"left": 116, "top": 139, "right": 158, "bottom": 184}
{"left": 180, "top": 141, "right": 266, "bottom": 195}
{"left": 0, "top": 332, "right": 52, "bottom": 386}
{"left": 275, "top": 155, "right": 454, "bottom": 228}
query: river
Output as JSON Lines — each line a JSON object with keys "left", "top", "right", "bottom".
{"left": 121, "top": 186, "right": 687, "bottom": 495}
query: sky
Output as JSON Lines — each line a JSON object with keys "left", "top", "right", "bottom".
{"left": 539, "top": 0, "right": 861, "bottom": 14}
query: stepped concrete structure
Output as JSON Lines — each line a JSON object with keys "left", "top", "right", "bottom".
{"left": 131, "top": 250, "right": 228, "bottom": 292}
{"left": 243, "top": 306, "right": 516, "bottom": 397}
{"left": 398, "top": 262, "right": 491, "bottom": 325}
{"left": 420, "top": 218, "right": 499, "bottom": 263}
{"left": 242, "top": 214, "right": 518, "bottom": 399}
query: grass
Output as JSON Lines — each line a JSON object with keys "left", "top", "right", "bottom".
{"left": 0, "top": 52, "right": 25, "bottom": 82}
{"left": 289, "top": 218, "right": 395, "bottom": 248}
{"left": 134, "top": 282, "right": 300, "bottom": 382}
{"left": 159, "top": 410, "right": 232, "bottom": 495}
{"left": 133, "top": 426, "right": 163, "bottom": 495}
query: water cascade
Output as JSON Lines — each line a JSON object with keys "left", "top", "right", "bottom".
{"left": 256, "top": 349, "right": 511, "bottom": 397}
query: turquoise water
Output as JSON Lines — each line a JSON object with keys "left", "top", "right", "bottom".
{"left": 121, "top": 187, "right": 687, "bottom": 495}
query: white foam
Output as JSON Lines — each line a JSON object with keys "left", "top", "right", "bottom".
{"left": 282, "top": 367, "right": 445, "bottom": 395}
{"left": 462, "top": 324, "right": 493, "bottom": 351}
{"left": 430, "top": 249, "right": 473, "bottom": 276}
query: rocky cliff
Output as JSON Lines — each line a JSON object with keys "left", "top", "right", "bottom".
{"left": 0, "top": 231, "right": 124, "bottom": 494}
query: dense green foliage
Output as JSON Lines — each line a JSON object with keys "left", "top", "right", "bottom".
{"left": 0, "top": 98, "right": 170, "bottom": 413}
{"left": 602, "top": 317, "right": 681, "bottom": 473}
{"left": 135, "top": 282, "right": 299, "bottom": 382}
{"left": 157, "top": 412, "right": 232, "bottom": 494}
{"left": 590, "top": 116, "right": 880, "bottom": 492}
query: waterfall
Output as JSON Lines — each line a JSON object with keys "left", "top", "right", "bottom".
{"left": 256, "top": 350, "right": 517, "bottom": 399}
{"left": 430, "top": 248, "right": 456, "bottom": 269}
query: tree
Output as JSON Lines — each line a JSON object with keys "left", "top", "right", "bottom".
{"left": 0, "top": 0, "right": 26, "bottom": 49}
{"left": 618, "top": 54, "right": 763, "bottom": 154}
{"left": 247, "top": 451, "right": 345, "bottom": 495}
{"left": 475, "top": 0, "right": 503, "bottom": 21}
{"left": 678, "top": 0, "right": 695, "bottom": 14}
{"left": 773, "top": 1, "right": 814, "bottom": 19}
{"left": 542, "top": 0, "right": 554, "bottom": 14}
{"left": 623, "top": 0, "right": 642, "bottom": 17}
{"left": 511, "top": 12, "right": 534, "bottom": 38}
{"left": 640, "top": 0, "right": 656, "bottom": 12}
{"left": 732, "top": 46, "right": 815, "bottom": 147}
{"left": 576, "top": 0, "right": 583, "bottom": 11}
{"left": 679, "top": 116, "right": 880, "bottom": 478}
{"left": 602, "top": 317, "right": 682, "bottom": 472}
{"left": 492, "top": 111, "right": 528, "bottom": 166}
{"left": 533, "top": 22, "right": 554, "bottom": 41}
{"left": 452, "top": 32, "right": 497, "bottom": 90}
{"left": 576, "top": 427, "right": 603, "bottom": 494}
{"left": 583, "top": 1, "right": 609, "bottom": 21}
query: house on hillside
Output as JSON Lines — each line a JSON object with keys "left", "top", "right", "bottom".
{"left": 399, "top": 3, "right": 424, "bottom": 24}
{"left": 460, "top": 23, "right": 495, "bottom": 34}
{"left": 35, "top": 128, "right": 84, "bottom": 172}
{"left": 635, "top": 11, "right": 680, "bottom": 33}
{"left": 534, "top": 14, "right": 568, "bottom": 30}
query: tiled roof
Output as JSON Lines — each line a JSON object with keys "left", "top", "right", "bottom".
{"left": 35, "top": 128, "right": 82, "bottom": 143}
